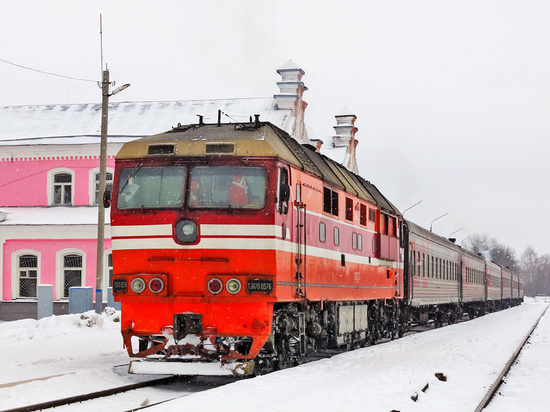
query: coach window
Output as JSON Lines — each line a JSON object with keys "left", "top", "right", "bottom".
{"left": 319, "top": 222, "right": 326, "bottom": 242}
{"left": 412, "top": 251, "right": 416, "bottom": 276}
{"left": 334, "top": 227, "right": 340, "bottom": 246}
{"left": 422, "top": 253, "right": 426, "bottom": 277}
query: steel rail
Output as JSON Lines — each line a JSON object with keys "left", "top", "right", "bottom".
{"left": 2, "top": 376, "right": 174, "bottom": 412}
{"left": 474, "top": 304, "right": 549, "bottom": 412}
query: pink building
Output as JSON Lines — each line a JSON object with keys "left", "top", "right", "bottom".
{"left": 0, "top": 61, "right": 323, "bottom": 319}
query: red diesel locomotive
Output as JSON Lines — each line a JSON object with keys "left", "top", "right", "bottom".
{"left": 111, "top": 121, "right": 404, "bottom": 375}
{"left": 111, "top": 120, "right": 523, "bottom": 376}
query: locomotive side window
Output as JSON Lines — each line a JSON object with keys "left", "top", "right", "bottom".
{"left": 319, "top": 222, "right": 326, "bottom": 242}
{"left": 360, "top": 204, "right": 367, "bottom": 226}
{"left": 345, "top": 198, "right": 353, "bottom": 221}
{"left": 352, "top": 232, "right": 357, "bottom": 250}
{"left": 334, "top": 227, "right": 340, "bottom": 246}
{"left": 277, "top": 168, "right": 289, "bottom": 214}
{"left": 323, "top": 187, "right": 339, "bottom": 216}
{"left": 118, "top": 166, "right": 186, "bottom": 209}
{"left": 358, "top": 234, "right": 363, "bottom": 251}
{"left": 188, "top": 166, "right": 267, "bottom": 209}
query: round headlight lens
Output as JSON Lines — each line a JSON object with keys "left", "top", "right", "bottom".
{"left": 175, "top": 219, "right": 198, "bottom": 243}
{"left": 207, "top": 278, "right": 223, "bottom": 295}
{"left": 149, "top": 277, "right": 164, "bottom": 293}
{"left": 131, "top": 277, "right": 146, "bottom": 294}
{"left": 226, "top": 278, "right": 241, "bottom": 294}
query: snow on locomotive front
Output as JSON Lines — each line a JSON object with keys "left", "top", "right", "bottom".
{"left": 111, "top": 123, "right": 295, "bottom": 376}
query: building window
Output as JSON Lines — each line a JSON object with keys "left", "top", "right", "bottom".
{"left": 54, "top": 173, "right": 72, "bottom": 205}
{"left": 319, "top": 222, "right": 326, "bottom": 242}
{"left": 17, "top": 254, "right": 38, "bottom": 298}
{"left": 107, "top": 252, "right": 113, "bottom": 287}
{"left": 48, "top": 168, "right": 74, "bottom": 206}
{"left": 92, "top": 169, "right": 114, "bottom": 205}
{"left": 62, "top": 253, "right": 83, "bottom": 298}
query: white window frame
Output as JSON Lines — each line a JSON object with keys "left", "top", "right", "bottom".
{"left": 56, "top": 249, "right": 85, "bottom": 300}
{"left": 89, "top": 167, "right": 114, "bottom": 206}
{"left": 102, "top": 249, "right": 113, "bottom": 301}
{"left": 47, "top": 168, "right": 75, "bottom": 206}
{"left": 11, "top": 250, "right": 41, "bottom": 299}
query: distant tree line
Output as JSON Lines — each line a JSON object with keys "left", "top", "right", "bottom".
{"left": 463, "top": 234, "right": 550, "bottom": 296}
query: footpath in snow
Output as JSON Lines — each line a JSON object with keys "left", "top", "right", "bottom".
{"left": 0, "top": 300, "right": 548, "bottom": 411}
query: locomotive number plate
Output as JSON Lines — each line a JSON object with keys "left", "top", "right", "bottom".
{"left": 247, "top": 279, "right": 273, "bottom": 294}
{"left": 112, "top": 278, "right": 128, "bottom": 294}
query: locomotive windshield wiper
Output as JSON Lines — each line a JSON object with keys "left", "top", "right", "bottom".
{"left": 118, "top": 162, "right": 144, "bottom": 195}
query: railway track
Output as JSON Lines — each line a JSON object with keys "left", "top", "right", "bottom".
{"left": 1, "top": 370, "right": 235, "bottom": 412}
{"left": 474, "top": 304, "right": 549, "bottom": 412}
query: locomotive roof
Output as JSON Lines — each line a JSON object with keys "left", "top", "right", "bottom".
{"left": 116, "top": 121, "right": 400, "bottom": 215}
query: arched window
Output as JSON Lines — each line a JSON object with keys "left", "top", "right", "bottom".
{"left": 89, "top": 168, "right": 114, "bottom": 205}
{"left": 47, "top": 168, "right": 74, "bottom": 206}
{"left": 15, "top": 253, "right": 39, "bottom": 298}
{"left": 56, "top": 249, "right": 85, "bottom": 299}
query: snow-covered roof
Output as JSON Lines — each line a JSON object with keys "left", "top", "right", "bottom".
{"left": 0, "top": 207, "right": 109, "bottom": 225}
{"left": 0, "top": 98, "right": 292, "bottom": 146}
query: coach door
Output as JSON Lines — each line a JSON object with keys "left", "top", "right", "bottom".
{"left": 295, "top": 182, "right": 307, "bottom": 299}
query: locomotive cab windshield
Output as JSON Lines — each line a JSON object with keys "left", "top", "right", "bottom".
{"left": 116, "top": 164, "right": 267, "bottom": 210}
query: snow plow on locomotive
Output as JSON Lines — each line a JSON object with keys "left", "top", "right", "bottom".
{"left": 110, "top": 121, "right": 405, "bottom": 375}
{"left": 110, "top": 119, "right": 523, "bottom": 376}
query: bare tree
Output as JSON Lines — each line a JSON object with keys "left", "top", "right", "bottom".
{"left": 463, "top": 233, "right": 518, "bottom": 271}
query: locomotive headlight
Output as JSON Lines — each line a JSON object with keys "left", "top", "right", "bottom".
{"left": 226, "top": 278, "right": 241, "bottom": 294}
{"left": 131, "top": 277, "right": 146, "bottom": 294}
{"left": 207, "top": 278, "right": 223, "bottom": 295}
{"left": 175, "top": 219, "right": 198, "bottom": 243}
{"left": 149, "top": 277, "right": 165, "bottom": 294}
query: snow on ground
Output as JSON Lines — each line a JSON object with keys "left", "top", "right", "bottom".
{"left": 0, "top": 300, "right": 548, "bottom": 411}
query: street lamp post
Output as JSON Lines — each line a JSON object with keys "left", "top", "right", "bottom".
{"left": 95, "top": 69, "right": 129, "bottom": 314}
{"left": 402, "top": 200, "right": 422, "bottom": 217}
{"left": 429, "top": 212, "right": 449, "bottom": 232}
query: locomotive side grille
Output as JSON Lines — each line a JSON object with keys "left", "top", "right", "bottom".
{"left": 148, "top": 144, "right": 175, "bottom": 155}
{"left": 205, "top": 143, "right": 235, "bottom": 154}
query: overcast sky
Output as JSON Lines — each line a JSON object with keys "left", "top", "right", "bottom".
{"left": 1, "top": 1, "right": 549, "bottom": 259}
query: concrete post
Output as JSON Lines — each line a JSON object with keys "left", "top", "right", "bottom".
{"left": 37, "top": 284, "right": 53, "bottom": 319}
{"left": 107, "top": 287, "right": 121, "bottom": 310}
{"left": 69, "top": 287, "right": 93, "bottom": 314}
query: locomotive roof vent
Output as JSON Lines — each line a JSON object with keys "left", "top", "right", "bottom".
{"left": 148, "top": 144, "right": 175, "bottom": 155}
{"left": 205, "top": 143, "right": 235, "bottom": 155}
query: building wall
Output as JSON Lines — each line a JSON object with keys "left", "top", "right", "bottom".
{"left": 0, "top": 156, "right": 115, "bottom": 207}
{"left": 2, "top": 237, "right": 112, "bottom": 301}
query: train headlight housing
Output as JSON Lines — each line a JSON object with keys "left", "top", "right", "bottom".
{"left": 131, "top": 277, "right": 146, "bottom": 294}
{"left": 175, "top": 219, "right": 198, "bottom": 243}
{"left": 149, "top": 277, "right": 165, "bottom": 294}
{"left": 207, "top": 278, "right": 223, "bottom": 295}
{"left": 226, "top": 278, "right": 241, "bottom": 294}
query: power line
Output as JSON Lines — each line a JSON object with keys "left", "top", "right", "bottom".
{"left": 0, "top": 57, "right": 97, "bottom": 83}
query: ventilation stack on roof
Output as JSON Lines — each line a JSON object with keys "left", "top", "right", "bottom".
{"left": 332, "top": 107, "right": 359, "bottom": 174}
{"left": 274, "top": 60, "right": 310, "bottom": 145}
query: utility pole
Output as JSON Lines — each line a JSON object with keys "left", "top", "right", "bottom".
{"left": 95, "top": 69, "right": 110, "bottom": 314}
